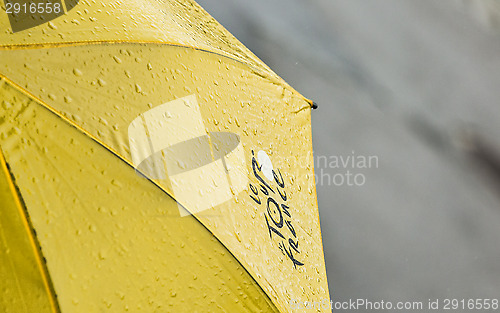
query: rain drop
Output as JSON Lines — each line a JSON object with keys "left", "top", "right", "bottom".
{"left": 48, "top": 21, "right": 57, "bottom": 29}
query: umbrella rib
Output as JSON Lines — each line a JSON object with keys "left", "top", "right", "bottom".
{"left": 0, "top": 74, "right": 234, "bottom": 233}
{"left": 0, "top": 39, "right": 264, "bottom": 69}
{"left": 0, "top": 72, "right": 187, "bottom": 206}
{"left": 0, "top": 148, "right": 62, "bottom": 313}
{"left": 0, "top": 39, "right": 267, "bottom": 72}
{"left": 0, "top": 74, "right": 294, "bottom": 311}
{"left": 0, "top": 39, "right": 315, "bottom": 108}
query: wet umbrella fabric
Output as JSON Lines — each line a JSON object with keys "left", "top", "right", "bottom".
{"left": 0, "top": 0, "right": 329, "bottom": 312}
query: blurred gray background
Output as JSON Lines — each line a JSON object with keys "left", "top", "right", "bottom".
{"left": 197, "top": 0, "right": 500, "bottom": 311}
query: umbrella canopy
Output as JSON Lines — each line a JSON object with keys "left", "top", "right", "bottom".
{"left": 0, "top": 0, "right": 329, "bottom": 312}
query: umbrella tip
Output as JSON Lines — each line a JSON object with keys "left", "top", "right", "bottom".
{"left": 311, "top": 101, "right": 318, "bottom": 109}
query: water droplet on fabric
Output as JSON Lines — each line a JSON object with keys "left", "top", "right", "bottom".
{"left": 48, "top": 21, "right": 57, "bottom": 29}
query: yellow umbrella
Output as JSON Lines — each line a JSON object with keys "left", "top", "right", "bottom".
{"left": 0, "top": 0, "right": 329, "bottom": 312}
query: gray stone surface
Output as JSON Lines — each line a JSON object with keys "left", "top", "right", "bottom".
{"left": 197, "top": 0, "right": 500, "bottom": 311}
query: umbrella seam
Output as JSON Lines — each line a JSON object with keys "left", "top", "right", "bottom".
{"left": 0, "top": 73, "right": 187, "bottom": 209}
{"left": 0, "top": 40, "right": 270, "bottom": 75}
{"left": 0, "top": 40, "right": 314, "bottom": 108}
{"left": 0, "top": 147, "right": 62, "bottom": 313}
{"left": 0, "top": 75, "right": 283, "bottom": 312}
